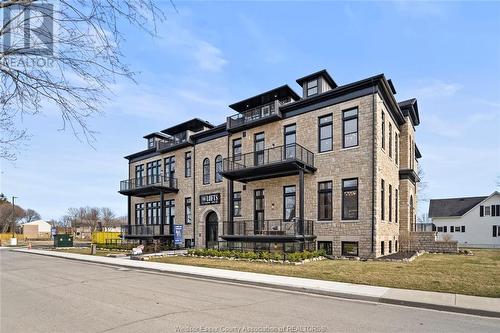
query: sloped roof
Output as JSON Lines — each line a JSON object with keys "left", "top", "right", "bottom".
{"left": 428, "top": 196, "right": 488, "bottom": 217}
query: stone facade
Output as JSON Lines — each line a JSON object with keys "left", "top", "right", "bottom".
{"left": 120, "top": 70, "right": 423, "bottom": 258}
{"left": 399, "top": 231, "right": 458, "bottom": 253}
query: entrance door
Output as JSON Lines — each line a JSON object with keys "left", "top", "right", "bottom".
{"left": 254, "top": 189, "right": 265, "bottom": 234}
{"left": 205, "top": 212, "right": 218, "bottom": 248}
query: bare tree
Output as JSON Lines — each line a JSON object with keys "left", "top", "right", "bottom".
{"left": 1, "top": 1, "right": 166, "bottom": 160}
{"left": 0, "top": 202, "right": 25, "bottom": 233}
{"left": 19, "top": 208, "right": 41, "bottom": 224}
{"left": 417, "top": 164, "right": 428, "bottom": 204}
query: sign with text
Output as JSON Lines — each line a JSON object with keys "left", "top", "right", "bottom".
{"left": 200, "top": 193, "right": 221, "bottom": 205}
{"left": 174, "top": 225, "right": 183, "bottom": 246}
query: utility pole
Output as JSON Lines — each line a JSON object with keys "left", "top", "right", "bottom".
{"left": 12, "top": 196, "right": 18, "bottom": 238}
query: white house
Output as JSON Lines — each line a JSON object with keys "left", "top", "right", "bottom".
{"left": 429, "top": 191, "right": 500, "bottom": 248}
{"left": 23, "top": 220, "right": 52, "bottom": 233}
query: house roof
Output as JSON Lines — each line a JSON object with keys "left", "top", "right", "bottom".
{"left": 228, "top": 85, "right": 300, "bottom": 112}
{"left": 161, "top": 118, "right": 214, "bottom": 135}
{"left": 428, "top": 196, "right": 488, "bottom": 218}
{"left": 296, "top": 69, "right": 338, "bottom": 89}
{"left": 398, "top": 98, "right": 420, "bottom": 126}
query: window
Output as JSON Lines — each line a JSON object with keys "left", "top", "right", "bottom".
{"left": 493, "top": 205, "right": 500, "bottom": 217}
{"left": 485, "top": 206, "right": 490, "bottom": 216}
{"left": 233, "top": 192, "right": 241, "bottom": 217}
{"left": 342, "top": 241, "right": 358, "bottom": 256}
{"left": 164, "top": 156, "right": 175, "bottom": 181}
{"left": 437, "top": 226, "right": 443, "bottom": 232}
{"left": 318, "top": 181, "right": 333, "bottom": 220}
{"left": 444, "top": 226, "right": 448, "bottom": 232}
{"left": 233, "top": 138, "right": 242, "bottom": 161}
{"left": 318, "top": 241, "right": 333, "bottom": 255}
{"left": 283, "top": 186, "right": 296, "bottom": 221}
{"left": 164, "top": 199, "right": 175, "bottom": 225}
{"left": 493, "top": 226, "right": 497, "bottom": 237}
{"left": 148, "top": 137, "right": 156, "bottom": 149}
{"left": 450, "top": 226, "right": 454, "bottom": 233}
{"left": 395, "top": 240, "right": 398, "bottom": 252}
{"left": 306, "top": 79, "right": 318, "bottom": 97}
{"left": 185, "top": 198, "right": 192, "bottom": 225}
{"left": 381, "top": 112, "right": 386, "bottom": 150}
{"left": 146, "top": 201, "right": 160, "bottom": 225}
{"left": 215, "top": 155, "right": 223, "bottom": 183}
{"left": 318, "top": 114, "right": 333, "bottom": 152}
{"left": 284, "top": 124, "right": 296, "bottom": 159}
{"left": 381, "top": 241, "right": 385, "bottom": 255}
{"left": 343, "top": 108, "right": 358, "bottom": 148}
{"left": 185, "top": 152, "right": 192, "bottom": 177}
{"left": 395, "top": 189, "right": 399, "bottom": 223}
{"left": 480, "top": 205, "right": 484, "bottom": 217}
{"left": 389, "top": 241, "right": 392, "bottom": 254}
{"left": 461, "top": 226, "right": 465, "bottom": 232}
{"left": 395, "top": 133, "right": 399, "bottom": 164}
{"left": 135, "top": 203, "right": 144, "bottom": 225}
{"left": 455, "top": 226, "right": 461, "bottom": 232}
{"left": 389, "top": 123, "right": 393, "bottom": 158}
{"left": 389, "top": 185, "right": 392, "bottom": 222}
{"left": 381, "top": 179, "right": 385, "bottom": 221}
{"left": 342, "top": 178, "right": 358, "bottom": 220}
{"left": 135, "top": 164, "right": 144, "bottom": 186}
{"left": 203, "top": 158, "right": 210, "bottom": 184}
{"left": 254, "top": 133, "right": 265, "bottom": 166}
{"left": 185, "top": 239, "right": 193, "bottom": 248}
{"left": 146, "top": 160, "right": 161, "bottom": 185}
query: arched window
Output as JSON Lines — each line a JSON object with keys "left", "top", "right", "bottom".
{"left": 203, "top": 158, "right": 210, "bottom": 184}
{"left": 215, "top": 155, "right": 223, "bottom": 183}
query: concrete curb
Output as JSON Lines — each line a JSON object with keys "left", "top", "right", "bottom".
{"left": 12, "top": 248, "right": 500, "bottom": 319}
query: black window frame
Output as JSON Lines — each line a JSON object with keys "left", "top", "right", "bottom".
{"left": 381, "top": 179, "right": 385, "bottom": 221}
{"left": 381, "top": 112, "right": 386, "bottom": 150}
{"left": 232, "top": 138, "right": 242, "bottom": 161}
{"left": 395, "top": 188, "right": 399, "bottom": 224}
{"left": 493, "top": 225, "right": 497, "bottom": 237}
{"left": 306, "top": 79, "right": 318, "bottom": 97}
{"left": 202, "top": 158, "right": 210, "bottom": 185}
{"left": 135, "top": 203, "right": 144, "bottom": 225}
{"left": 342, "top": 108, "right": 359, "bottom": 148}
{"left": 318, "top": 114, "right": 333, "bottom": 153}
{"left": 215, "top": 155, "right": 223, "bottom": 183}
{"left": 146, "top": 160, "right": 161, "bottom": 185}
{"left": 341, "top": 241, "right": 359, "bottom": 257}
{"left": 185, "top": 152, "right": 192, "bottom": 178}
{"left": 233, "top": 192, "right": 241, "bottom": 217}
{"left": 185, "top": 197, "right": 192, "bottom": 225}
{"left": 318, "top": 241, "right": 333, "bottom": 255}
{"left": 480, "top": 205, "right": 484, "bottom": 217}
{"left": 389, "top": 123, "right": 393, "bottom": 158}
{"left": 164, "top": 156, "right": 176, "bottom": 180}
{"left": 395, "top": 133, "right": 399, "bottom": 164}
{"left": 342, "top": 178, "right": 359, "bottom": 220}
{"left": 461, "top": 226, "right": 465, "bottom": 232}
{"left": 388, "top": 240, "right": 392, "bottom": 254}
{"left": 135, "top": 164, "right": 144, "bottom": 186}
{"left": 284, "top": 124, "right": 297, "bottom": 159}
{"left": 389, "top": 184, "right": 392, "bottom": 222}
{"left": 283, "top": 185, "right": 296, "bottom": 222}
{"left": 381, "top": 241, "right": 385, "bottom": 255}
{"left": 146, "top": 201, "right": 160, "bottom": 225}
{"left": 164, "top": 199, "right": 175, "bottom": 225}
{"left": 318, "top": 181, "right": 333, "bottom": 221}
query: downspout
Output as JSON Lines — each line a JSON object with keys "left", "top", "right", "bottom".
{"left": 371, "top": 79, "right": 376, "bottom": 256}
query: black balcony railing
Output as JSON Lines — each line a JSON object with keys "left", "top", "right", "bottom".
{"left": 121, "top": 224, "right": 170, "bottom": 237}
{"left": 222, "top": 219, "right": 314, "bottom": 237}
{"left": 157, "top": 132, "right": 188, "bottom": 151}
{"left": 223, "top": 143, "right": 314, "bottom": 173}
{"left": 227, "top": 100, "right": 281, "bottom": 130}
{"left": 119, "top": 175, "right": 178, "bottom": 192}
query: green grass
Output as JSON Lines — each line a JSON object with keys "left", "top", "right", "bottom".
{"left": 150, "top": 249, "right": 500, "bottom": 298}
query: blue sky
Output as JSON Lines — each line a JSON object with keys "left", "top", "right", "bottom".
{"left": 2, "top": 1, "right": 499, "bottom": 220}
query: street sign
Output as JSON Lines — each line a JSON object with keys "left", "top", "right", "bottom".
{"left": 174, "top": 225, "right": 183, "bottom": 245}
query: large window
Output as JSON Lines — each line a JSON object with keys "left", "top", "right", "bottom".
{"left": 318, "top": 114, "right": 333, "bottom": 152}
{"left": 164, "top": 199, "right": 175, "bottom": 225}
{"left": 395, "top": 189, "right": 399, "bottom": 223}
{"left": 381, "top": 179, "right": 385, "bottom": 221}
{"left": 389, "top": 184, "right": 393, "bottom": 222}
{"left": 381, "top": 112, "right": 386, "bottom": 150}
{"left": 135, "top": 164, "right": 144, "bottom": 186}
{"left": 342, "top": 241, "right": 358, "bottom": 256}
{"left": 342, "top": 178, "right": 358, "bottom": 220}
{"left": 185, "top": 152, "right": 192, "bottom": 177}
{"left": 343, "top": 108, "right": 358, "bottom": 148}
{"left": 389, "top": 123, "right": 393, "bottom": 158}
{"left": 306, "top": 79, "right": 318, "bottom": 97}
{"left": 203, "top": 158, "right": 210, "bottom": 184}
{"left": 233, "top": 138, "right": 242, "bottom": 161}
{"left": 215, "top": 155, "right": 223, "bottom": 183}
{"left": 164, "top": 156, "right": 175, "bottom": 180}
{"left": 233, "top": 192, "right": 241, "bottom": 217}
{"left": 318, "top": 241, "right": 333, "bottom": 255}
{"left": 283, "top": 186, "right": 296, "bottom": 221}
{"left": 318, "top": 181, "right": 332, "bottom": 220}
{"left": 185, "top": 198, "right": 192, "bottom": 225}
{"left": 254, "top": 133, "right": 265, "bottom": 166}
{"left": 284, "top": 124, "right": 296, "bottom": 159}
{"left": 135, "top": 203, "right": 144, "bottom": 225}
{"left": 146, "top": 201, "right": 160, "bottom": 225}
{"left": 395, "top": 133, "right": 399, "bottom": 164}
{"left": 146, "top": 160, "right": 161, "bottom": 184}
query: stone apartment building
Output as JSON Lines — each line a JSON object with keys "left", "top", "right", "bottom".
{"left": 119, "top": 69, "right": 421, "bottom": 258}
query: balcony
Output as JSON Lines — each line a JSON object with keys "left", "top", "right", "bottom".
{"left": 157, "top": 132, "right": 189, "bottom": 151}
{"left": 221, "top": 143, "right": 316, "bottom": 182}
{"left": 119, "top": 175, "right": 178, "bottom": 197}
{"left": 121, "top": 224, "right": 171, "bottom": 238}
{"left": 227, "top": 100, "right": 282, "bottom": 132}
{"left": 221, "top": 219, "right": 315, "bottom": 242}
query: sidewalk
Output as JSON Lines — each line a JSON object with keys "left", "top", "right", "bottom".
{"left": 13, "top": 248, "right": 500, "bottom": 318}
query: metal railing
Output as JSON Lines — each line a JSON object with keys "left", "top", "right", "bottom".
{"left": 121, "top": 224, "right": 170, "bottom": 236}
{"left": 227, "top": 100, "right": 281, "bottom": 129}
{"left": 119, "top": 175, "right": 178, "bottom": 192}
{"left": 223, "top": 143, "right": 314, "bottom": 172}
{"left": 222, "top": 219, "right": 314, "bottom": 237}
{"left": 157, "top": 132, "right": 188, "bottom": 150}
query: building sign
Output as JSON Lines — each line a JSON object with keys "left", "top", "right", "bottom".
{"left": 174, "top": 225, "right": 183, "bottom": 246}
{"left": 200, "top": 193, "right": 221, "bottom": 205}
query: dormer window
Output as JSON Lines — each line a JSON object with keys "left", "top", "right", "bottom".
{"left": 306, "top": 79, "right": 318, "bottom": 97}
{"left": 148, "top": 138, "right": 156, "bottom": 149}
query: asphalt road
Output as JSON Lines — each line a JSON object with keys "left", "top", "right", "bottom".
{"left": 1, "top": 251, "right": 499, "bottom": 333}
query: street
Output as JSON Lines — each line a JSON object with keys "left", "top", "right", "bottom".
{"left": 1, "top": 250, "right": 499, "bottom": 333}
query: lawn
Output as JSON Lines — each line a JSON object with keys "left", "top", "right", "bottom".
{"left": 151, "top": 249, "right": 500, "bottom": 298}
{"left": 53, "top": 247, "right": 126, "bottom": 257}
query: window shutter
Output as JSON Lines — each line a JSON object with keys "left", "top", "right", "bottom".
{"left": 450, "top": 227, "right": 454, "bottom": 233}
{"left": 493, "top": 225, "right": 497, "bottom": 237}
{"left": 480, "top": 205, "right": 484, "bottom": 217}
{"left": 444, "top": 226, "right": 447, "bottom": 232}
{"left": 492, "top": 205, "right": 496, "bottom": 217}
{"left": 496, "top": 205, "right": 500, "bottom": 216}
{"left": 461, "top": 226, "right": 465, "bottom": 232}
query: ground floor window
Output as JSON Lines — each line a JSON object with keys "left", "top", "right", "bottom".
{"left": 317, "top": 241, "right": 333, "bottom": 255}
{"left": 388, "top": 240, "right": 392, "bottom": 254}
{"left": 341, "top": 241, "right": 358, "bottom": 256}
{"left": 395, "top": 240, "right": 398, "bottom": 252}
{"left": 381, "top": 241, "right": 385, "bottom": 255}
{"left": 185, "top": 239, "right": 194, "bottom": 248}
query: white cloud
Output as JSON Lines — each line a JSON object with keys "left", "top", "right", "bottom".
{"left": 193, "top": 41, "right": 227, "bottom": 72}
{"left": 410, "top": 80, "right": 463, "bottom": 99}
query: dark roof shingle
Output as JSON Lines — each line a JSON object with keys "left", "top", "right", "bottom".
{"left": 428, "top": 196, "right": 488, "bottom": 218}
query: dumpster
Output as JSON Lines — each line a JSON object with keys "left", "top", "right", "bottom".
{"left": 54, "top": 234, "right": 73, "bottom": 247}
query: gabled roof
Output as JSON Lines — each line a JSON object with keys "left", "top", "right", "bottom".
{"left": 429, "top": 195, "right": 489, "bottom": 218}
{"left": 296, "top": 69, "right": 338, "bottom": 89}
{"left": 398, "top": 98, "right": 420, "bottom": 126}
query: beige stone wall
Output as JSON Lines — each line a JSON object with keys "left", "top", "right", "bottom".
{"left": 400, "top": 231, "right": 458, "bottom": 253}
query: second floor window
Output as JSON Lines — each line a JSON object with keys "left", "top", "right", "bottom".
{"left": 283, "top": 186, "right": 296, "bottom": 221}
{"left": 381, "top": 112, "right": 386, "bottom": 150}
{"left": 389, "top": 184, "right": 393, "bottom": 222}
{"left": 185, "top": 152, "right": 192, "bottom": 177}
{"left": 389, "top": 123, "right": 393, "bottom": 158}
{"left": 233, "top": 138, "right": 242, "bottom": 161}
{"left": 135, "top": 164, "right": 144, "bottom": 186}
{"left": 233, "top": 192, "right": 241, "bottom": 217}
{"left": 203, "top": 158, "right": 210, "bottom": 184}
{"left": 318, "top": 181, "right": 332, "bottom": 220}
{"left": 135, "top": 203, "right": 144, "bottom": 225}
{"left": 318, "top": 114, "right": 333, "bottom": 152}
{"left": 306, "top": 79, "right": 318, "bottom": 97}
{"left": 146, "top": 160, "right": 161, "bottom": 184}
{"left": 395, "top": 133, "right": 399, "bottom": 164}
{"left": 395, "top": 189, "right": 399, "bottom": 223}
{"left": 381, "top": 179, "right": 385, "bottom": 221}
{"left": 215, "top": 155, "right": 223, "bottom": 183}
{"left": 342, "top": 178, "right": 358, "bottom": 220}
{"left": 164, "top": 156, "right": 175, "bottom": 179}
{"left": 343, "top": 108, "right": 358, "bottom": 148}
{"left": 185, "top": 198, "right": 192, "bottom": 225}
